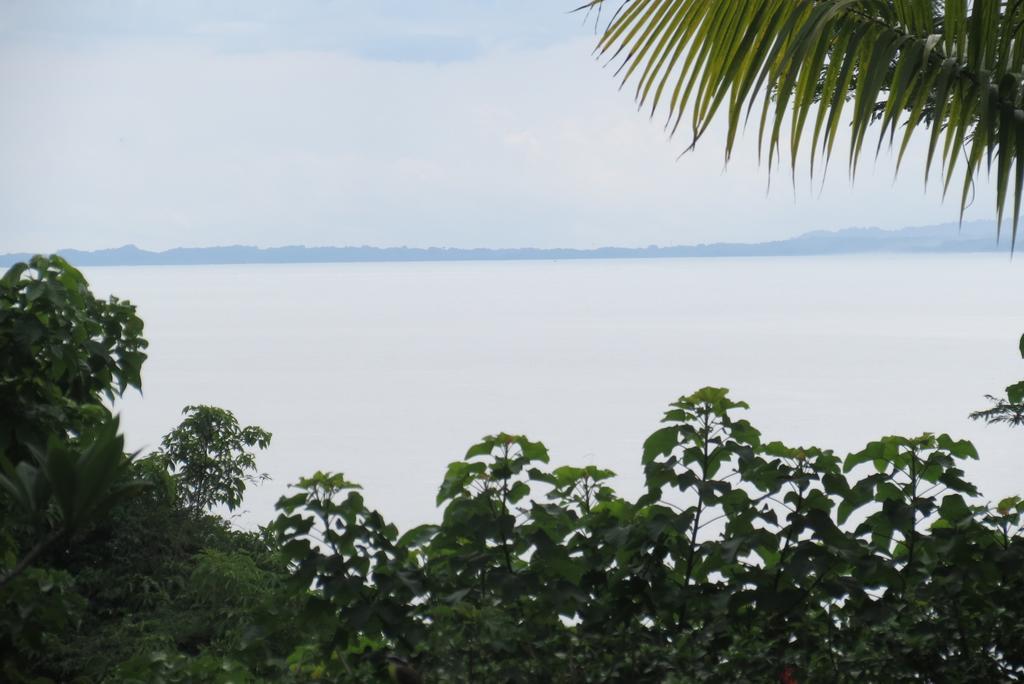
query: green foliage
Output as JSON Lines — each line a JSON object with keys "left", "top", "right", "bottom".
{"left": 0, "top": 258, "right": 295, "bottom": 682}
{"left": 272, "top": 471, "right": 421, "bottom": 678}
{"left": 0, "top": 418, "right": 146, "bottom": 538}
{"left": 262, "top": 373, "right": 1024, "bottom": 681}
{"left": 0, "top": 257, "right": 152, "bottom": 679}
{"left": 0, "top": 255, "right": 146, "bottom": 460}
{"left": 115, "top": 650, "right": 259, "bottom": 684}
{"left": 153, "top": 405, "right": 271, "bottom": 514}
{"left": 0, "top": 567, "right": 84, "bottom": 683}
{"left": 33, "top": 455, "right": 299, "bottom": 683}
{"left": 3, "top": 257, "right": 1024, "bottom": 682}
{"left": 586, "top": 0, "right": 1024, "bottom": 245}
{"left": 0, "top": 255, "right": 149, "bottom": 551}
{"left": 971, "top": 332, "right": 1024, "bottom": 425}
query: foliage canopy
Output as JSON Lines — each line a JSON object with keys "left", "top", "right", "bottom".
{"left": 152, "top": 405, "right": 271, "bottom": 514}
{"left": 1, "top": 263, "right": 1023, "bottom": 682}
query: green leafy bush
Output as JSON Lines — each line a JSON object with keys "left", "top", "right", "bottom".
{"left": 0, "top": 255, "right": 146, "bottom": 459}
{"left": 3, "top": 257, "right": 1023, "bottom": 683}
{"left": 152, "top": 405, "right": 271, "bottom": 514}
{"left": 268, "top": 379, "right": 1024, "bottom": 682}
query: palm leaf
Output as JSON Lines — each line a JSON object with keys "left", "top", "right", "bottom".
{"left": 584, "top": 0, "right": 1024, "bottom": 248}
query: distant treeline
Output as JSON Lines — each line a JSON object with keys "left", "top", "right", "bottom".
{"left": 0, "top": 220, "right": 1007, "bottom": 267}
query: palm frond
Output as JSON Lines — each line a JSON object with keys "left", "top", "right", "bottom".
{"left": 586, "top": 0, "right": 1024, "bottom": 248}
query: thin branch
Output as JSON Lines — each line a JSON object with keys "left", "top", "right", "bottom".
{"left": 0, "top": 528, "right": 64, "bottom": 589}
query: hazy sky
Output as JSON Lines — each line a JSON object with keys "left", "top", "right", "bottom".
{"left": 0, "top": 1, "right": 998, "bottom": 252}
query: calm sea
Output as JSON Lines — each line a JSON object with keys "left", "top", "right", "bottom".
{"left": 83, "top": 255, "right": 1023, "bottom": 531}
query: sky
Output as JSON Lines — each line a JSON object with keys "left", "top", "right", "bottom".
{"left": 0, "top": 0, "right": 999, "bottom": 252}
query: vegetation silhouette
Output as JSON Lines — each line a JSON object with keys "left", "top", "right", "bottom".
{"left": 1, "top": 257, "right": 1022, "bottom": 681}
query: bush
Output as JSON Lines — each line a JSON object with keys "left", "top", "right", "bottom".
{"left": 3, "top": 256, "right": 1022, "bottom": 682}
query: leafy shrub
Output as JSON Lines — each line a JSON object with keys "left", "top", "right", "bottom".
{"left": 269, "top": 378, "right": 1024, "bottom": 681}
{"left": 153, "top": 405, "right": 271, "bottom": 514}
{"left": 3, "top": 256, "right": 1023, "bottom": 683}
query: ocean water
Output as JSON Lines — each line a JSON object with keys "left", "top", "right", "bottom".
{"left": 82, "top": 255, "right": 1024, "bottom": 531}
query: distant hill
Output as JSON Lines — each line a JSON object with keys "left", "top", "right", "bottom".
{"left": 0, "top": 220, "right": 1012, "bottom": 267}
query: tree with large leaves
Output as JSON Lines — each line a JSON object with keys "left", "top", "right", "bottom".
{"left": 586, "top": 0, "right": 1024, "bottom": 246}
{"left": 0, "top": 256, "right": 150, "bottom": 678}
{"left": 0, "top": 256, "right": 150, "bottom": 574}
{"left": 152, "top": 405, "right": 272, "bottom": 515}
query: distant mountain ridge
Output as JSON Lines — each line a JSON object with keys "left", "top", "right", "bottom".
{"left": 0, "top": 220, "right": 1011, "bottom": 267}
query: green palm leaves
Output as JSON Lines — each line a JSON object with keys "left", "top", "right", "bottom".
{"left": 587, "top": 0, "right": 1024, "bottom": 247}
{"left": 0, "top": 418, "right": 146, "bottom": 589}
